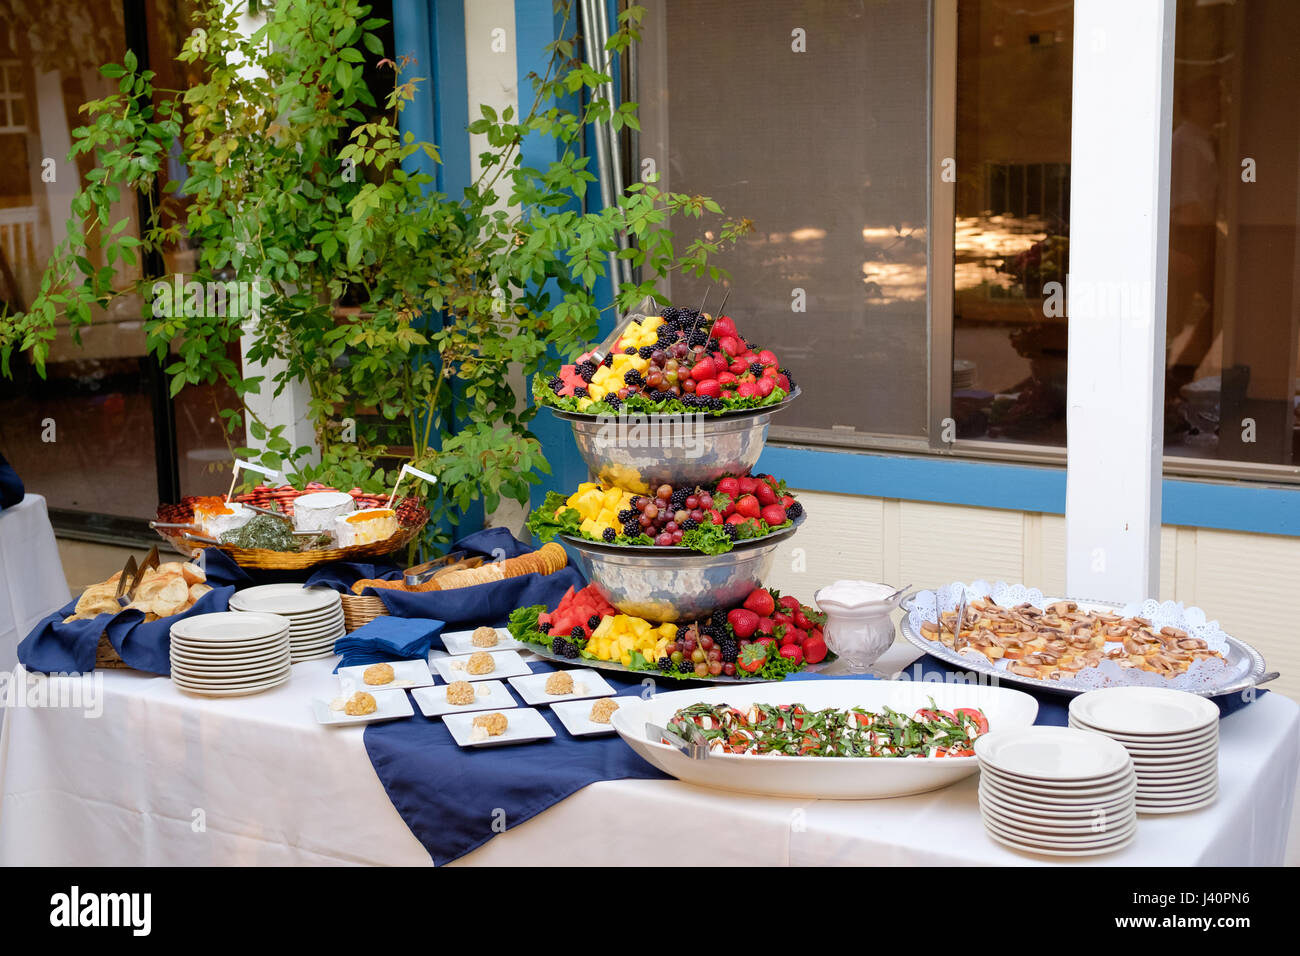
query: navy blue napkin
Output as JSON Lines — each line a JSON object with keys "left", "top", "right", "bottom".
{"left": 17, "top": 585, "right": 235, "bottom": 675}
{"left": 333, "top": 616, "right": 445, "bottom": 669}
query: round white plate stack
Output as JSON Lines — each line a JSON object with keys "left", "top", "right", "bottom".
{"left": 975, "top": 726, "right": 1138, "bottom": 856}
{"left": 169, "top": 611, "right": 292, "bottom": 697}
{"left": 1068, "top": 687, "right": 1219, "bottom": 814}
{"left": 228, "top": 584, "right": 345, "bottom": 662}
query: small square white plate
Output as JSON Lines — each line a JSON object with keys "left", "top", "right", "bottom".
{"left": 507, "top": 669, "right": 617, "bottom": 706}
{"left": 441, "top": 627, "right": 528, "bottom": 655}
{"left": 431, "top": 649, "right": 532, "bottom": 683}
{"left": 550, "top": 697, "right": 623, "bottom": 736}
{"left": 411, "top": 680, "right": 518, "bottom": 717}
{"left": 442, "top": 707, "right": 556, "bottom": 747}
{"left": 312, "top": 688, "right": 413, "bottom": 726}
{"left": 337, "top": 658, "right": 435, "bottom": 690}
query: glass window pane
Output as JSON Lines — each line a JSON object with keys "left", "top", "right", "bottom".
{"left": 952, "top": 1, "right": 1073, "bottom": 445}
{"left": 636, "top": 0, "right": 931, "bottom": 441}
{"left": 1164, "top": 0, "right": 1300, "bottom": 468}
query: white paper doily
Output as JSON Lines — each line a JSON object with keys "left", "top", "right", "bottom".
{"left": 906, "top": 581, "right": 1245, "bottom": 692}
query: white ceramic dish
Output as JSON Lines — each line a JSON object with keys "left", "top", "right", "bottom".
{"left": 431, "top": 650, "right": 532, "bottom": 683}
{"left": 171, "top": 611, "right": 290, "bottom": 642}
{"left": 983, "top": 813, "right": 1137, "bottom": 847}
{"left": 975, "top": 726, "right": 1132, "bottom": 781}
{"left": 170, "top": 644, "right": 290, "bottom": 667}
{"left": 337, "top": 658, "right": 434, "bottom": 690}
{"left": 441, "top": 627, "right": 528, "bottom": 655}
{"left": 980, "top": 775, "right": 1137, "bottom": 809}
{"left": 411, "top": 680, "right": 518, "bottom": 717}
{"left": 171, "top": 658, "right": 291, "bottom": 679}
{"left": 1069, "top": 717, "right": 1218, "bottom": 748}
{"left": 984, "top": 824, "right": 1136, "bottom": 857}
{"left": 979, "top": 784, "right": 1135, "bottom": 821}
{"left": 229, "top": 584, "right": 341, "bottom": 616}
{"left": 508, "top": 670, "right": 616, "bottom": 706}
{"left": 1136, "top": 791, "right": 1218, "bottom": 814}
{"left": 550, "top": 697, "right": 622, "bottom": 736}
{"left": 174, "top": 672, "right": 291, "bottom": 698}
{"left": 1069, "top": 686, "right": 1218, "bottom": 736}
{"left": 312, "top": 688, "right": 413, "bottom": 726}
{"left": 442, "top": 707, "right": 556, "bottom": 747}
{"left": 608, "top": 679, "right": 1038, "bottom": 800}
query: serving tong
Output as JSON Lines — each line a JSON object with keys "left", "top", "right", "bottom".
{"left": 115, "top": 546, "right": 159, "bottom": 606}
{"left": 403, "top": 551, "right": 474, "bottom": 586}
{"left": 647, "top": 720, "right": 710, "bottom": 760}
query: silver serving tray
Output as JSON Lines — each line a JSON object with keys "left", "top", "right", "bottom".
{"left": 557, "top": 512, "right": 805, "bottom": 557}
{"left": 544, "top": 386, "right": 802, "bottom": 423}
{"left": 899, "top": 595, "right": 1273, "bottom": 700}
{"left": 520, "top": 638, "right": 836, "bottom": 685}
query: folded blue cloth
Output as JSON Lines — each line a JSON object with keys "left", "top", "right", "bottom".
{"left": 333, "top": 615, "right": 444, "bottom": 669}
{"left": 363, "top": 652, "right": 1262, "bottom": 864}
{"left": 18, "top": 585, "right": 235, "bottom": 675}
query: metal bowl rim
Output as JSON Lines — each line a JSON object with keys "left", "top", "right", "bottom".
{"left": 558, "top": 512, "right": 805, "bottom": 557}
{"left": 543, "top": 386, "right": 802, "bottom": 423}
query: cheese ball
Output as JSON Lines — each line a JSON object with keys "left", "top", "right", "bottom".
{"left": 472, "top": 711, "right": 509, "bottom": 736}
{"left": 362, "top": 663, "right": 395, "bottom": 686}
{"left": 471, "top": 626, "right": 500, "bottom": 648}
{"left": 445, "top": 680, "right": 476, "bottom": 705}
{"left": 544, "top": 671, "right": 575, "bottom": 696}
{"left": 465, "top": 651, "right": 495, "bottom": 675}
{"left": 344, "top": 692, "right": 377, "bottom": 716}
{"left": 589, "top": 698, "right": 620, "bottom": 724}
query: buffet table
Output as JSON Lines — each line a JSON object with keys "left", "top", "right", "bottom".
{"left": 0, "top": 495, "right": 70, "bottom": 676}
{"left": 2, "top": 650, "right": 1296, "bottom": 866}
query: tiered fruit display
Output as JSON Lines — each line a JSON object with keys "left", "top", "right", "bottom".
{"left": 528, "top": 473, "right": 804, "bottom": 553}
{"left": 510, "top": 584, "right": 828, "bottom": 681}
{"left": 536, "top": 307, "right": 797, "bottom": 415}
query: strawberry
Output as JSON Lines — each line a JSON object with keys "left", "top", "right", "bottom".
{"left": 711, "top": 315, "right": 738, "bottom": 340}
{"left": 793, "top": 607, "right": 813, "bottom": 630}
{"left": 737, "top": 476, "right": 758, "bottom": 495}
{"left": 802, "top": 633, "right": 828, "bottom": 664}
{"left": 727, "top": 608, "right": 760, "bottom": 639}
{"left": 725, "top": 512, "right": 747, "bottom": 525}
{"left": 755, "top": 616, "right": 775, "bottom": 636}
{"left": 694, "top": 378, "right": 722, "bottom": 399}
{"left": 773, "top": 611, "right": 793, "bottom": 628}
{"left": 743, "top": 588, "right": 776, "bottom": 617}
{"left": 755, "top": 635, "right": 778, "bottom": 651}
{"left": 729, "top": 358, "right": 749, "bottom": 376}
{"left": 756, "top": 377, "right": 776, "bottom": 397}
{"left": 716, "top": 371, "right": 738, "bottom": 386}
{"left": 782, "top": 626, "right": 807, "bottom": 647}
{"left": 779, "top": 644, "right": 804, "bottom": 666}
{"left": 778, "top": 595, "right": 801, "bottom": 613}
{"left": 737, "top": 642, "right": 768, "bottom": 674}
{"left": 755, "top": 482, "right": 777, "bottom": 506}
{"left": 735, "top": 494, "right": 761, "bottom": 519}
{"left": 780, "top": 494, "right": 795, "bottom": 508}
{"left": 758, "top": 349, "right": 779, "bottom": 367}
{"left": 690, "top": 356, "right": 718, "bottom": 381}
{"left": 715, "top": 477, "right": 740, "bottom": 498}
{"left": 708, "top": 508, "right": 724, "bottom": 525}
{"left": 760, "top": 503, "right": 787, "bottom": 526}
{"left": 718, "top": 335, "right": 743, "bottom": 357}
{"left": 775, "top": 373, "right": 791, "bottom": 391}
{"left": 736, "top": 382, "right": 758, "bottom": 398}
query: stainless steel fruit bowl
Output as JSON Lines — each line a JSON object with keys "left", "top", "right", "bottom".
{"left": 546, "top": 388, "right": 800, "bottom": 493}
{"left": 558, "top": 518, "right": 802, "bottom": 622}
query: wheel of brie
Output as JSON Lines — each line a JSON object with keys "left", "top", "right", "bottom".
{"left": 293, "top": 491, "right": 356, "bottom": 533}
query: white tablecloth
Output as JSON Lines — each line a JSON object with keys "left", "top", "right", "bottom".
{"left": 2, "top": 654, "right": 1297, "bottom": 866}
{"left": 0, "top": 495, "right": 70, "bottom": 675}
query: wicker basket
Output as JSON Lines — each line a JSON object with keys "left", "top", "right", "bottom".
{"left": 155, "top": 515, "right": 427, "bottom": 570}
{"left": 95, "top": 633, "right": 132, "bottom": 670}
{"left": 341, "top": 593, "right": 390, "bottom": 632}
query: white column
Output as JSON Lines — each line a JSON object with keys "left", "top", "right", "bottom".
{"left": 1065, "top": 0, "right": 1176, "bottom": 602}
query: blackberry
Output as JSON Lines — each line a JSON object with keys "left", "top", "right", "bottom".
{"left": 743, "top": 339, "right": 757, "bottom": 350}
{"left": 601, "top": 353, "right": 614, "bottom": 367}
{"left": 570, "top": 626, "right": 585, "bottom": 639}
{"left": 681, "top": 518, "right": 699, "bottom": 531}
{"left": 602, "top": 528, "right": 616, "bottom": 543}
{"left": 548, "top": 376, "right": 563, "bottom": 394}
{"left": 624, "top": 347, "right": 637, "bottom": 355}
{"left": 638, "top": 345, "right": 655, "bottom": 359}
{"left": 552, "top": 636, "right": 572, "bottom": 657}
{"left": 677, "top": 658, "right": 694, "bottom": 674}
{"left": 787, "top": 501, "right": 804, "bottom": 519}
{"left": 559, "top": 640, "right": 581, "bottom": 659}
{"left": 670, "top": 488, "right": 689, "bottom": 509}
{"left": 607, "top": 397, "right": 622, "bottom": 412}
{"left": 778, "top": 367, "right": 796, "bottom": 385}
{"left": 588, "top": 614, "right": 602, "bottom": 629}
{"left": 709, "top": 609, "right": 728, "bottom": 626}
{"left": 629, "top": 495, "right": 642, "bottom": 507}
{"left": 749, "top": 361, "right": 764, "bottom": 376}
{"left": 688, "top": 330, "right": 708, "bottom": 347}
{"left": 575, "top": 360, "right": 597, "bottom": 382}
{"left": 723, "top": 523, "right": 740, "bottom": 540}
{"left": 706, "top": 337, "right": 720, "bottom": 352}
{"left": 622, "top": 519, "right": 642, "bottom": 538}
{"left": 617, "top": 508, "right": 637, "bottom": 522}
{"left": 657, "top": 656, "right": 672, "bottom": 672}
{"left": 719, "top": 639, "right": 739, "bottom": 663}
{"left": 573, "top": 386, "right": 588, "bottom": 398}
{"left": 624, "top": 369, "right": 644, "bottom": 386}
{"left": 656, "top": 330, "right": 677, "bottom": 348}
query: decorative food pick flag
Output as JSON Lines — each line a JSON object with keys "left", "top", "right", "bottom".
{"left": 387, "top": 464, "right": 437, "bottom": 508}
{"left": 225, "top": 459, "right": 284, "bottom": 502}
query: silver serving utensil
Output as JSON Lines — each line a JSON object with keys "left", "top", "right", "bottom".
{"left": 150, "top": 520, "right": 199, "bottom": 530}
{"left": 954, "top": 589, "right": 968, "bottom": 653}
{"left": 1256, "top": 671, "right": 1281, "bottom": 685}
{"left": 182, "top": 531, "right": 222, "bottom": 546}
{"left": 115, "top": 555, "right": 138, "bottom": 605}
{"left": 404, "top": 550, "right": 468, "bottom": 586}
{"left": 244, "top": 503, "right": 293, "bottom": 521}
{"left": 646, "top": 721, "right": 710, "bottom": 760}
{"left": 884, "top": 583, "right": 913, "bottom": 604}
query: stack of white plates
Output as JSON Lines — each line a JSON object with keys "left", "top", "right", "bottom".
{"left": 229, "top": 584, "right": 345, "bottom": 662}
{"left": 170, "top": 611, "right": 292, "bottom": 697}
{"left": 975, "top": 726, "right": 1138, "bottom": 856}
{"left": 1069, "top": 687, "right": 1219, "bottom": 814}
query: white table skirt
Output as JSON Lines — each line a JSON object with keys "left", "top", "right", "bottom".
{"left": 1, "top": 659, "right": 1297, "bottom": 867}
{"left": 0, "top": 495, "right": 70, "bottom": 675}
